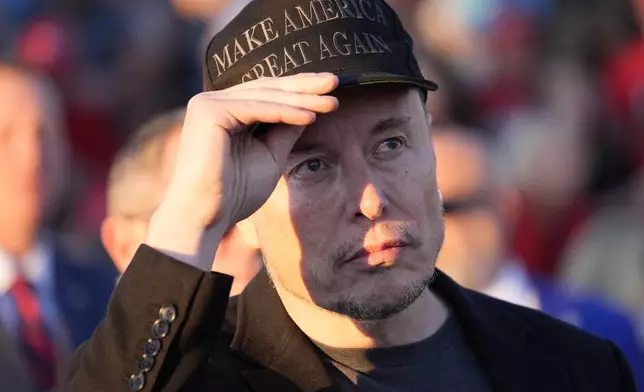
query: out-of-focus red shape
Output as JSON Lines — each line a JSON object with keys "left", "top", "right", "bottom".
{"left": 512, "top": 195, "right": 590, "bottom": 277}
{"left": 490, "top": 7, "right": 536, "bottom": 53}
{"left": 65, "top": 108, "right": 119, "bottom": 173}
{"left": 604, "top": 39, "right": 644, "bottom": 166}
{"left": 18, "top": 17, "right": 74, "bottom": 78}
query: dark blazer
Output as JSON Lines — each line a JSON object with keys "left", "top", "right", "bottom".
{"left": 0, "top": 240, "right": 116, "bottom": 392}
{"left": 66, "top": 245, "right": 636, "bottom": 391}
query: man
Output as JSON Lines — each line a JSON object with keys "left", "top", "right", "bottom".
{"left": 66, "top": 0, "right": 636, "bottom": 391}
{"left": 0, "top": 63, "right": 116, "bottom": 391}
{"left": 101, "top": 108, "right": 261, "bottom": 295}
{"left": 433, "top": 127, "right": 644, "bottom": 388}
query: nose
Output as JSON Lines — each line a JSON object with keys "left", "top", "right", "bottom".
{"left": 357, "top": 182, "right": 388, "bottom": 220}
{"left": 342, "top": 156, "right": 389, "bottom": 221}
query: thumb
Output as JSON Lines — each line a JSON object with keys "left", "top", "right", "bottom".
{"left": 261, "top": 123, "right": 307, "bottom": 170}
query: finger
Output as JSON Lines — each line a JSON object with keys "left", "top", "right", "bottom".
{"left": 214, "top": 100, "right": 318, "bottom": 129}
{"left": 219, "top": 89, "right": 339, "bottom": 114}
{"left": 226, "top": 72, "right": 339, "bottom": 94}
{"left": 262, "top": 124, "right": 306, "bottom": 170}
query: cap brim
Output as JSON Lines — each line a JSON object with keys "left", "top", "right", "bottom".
{"left": 251, "top": 72, "right": 437, "bottom": 137}
{"left": 336, "top": 71, "right": 439, "bottom": 92}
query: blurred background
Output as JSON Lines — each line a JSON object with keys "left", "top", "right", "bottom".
{"left": 0, "top": 0, "right": 643, "bottom": 390}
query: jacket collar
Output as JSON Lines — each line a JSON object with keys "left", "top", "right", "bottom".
{"left": 230, "top": 269, "right": 570, "bottom": 392}
{"left": 229, "top": 268, "right": 337, "bottom": 391}
{"left": 430, "top": 270, "right": 571, "bottom": 392}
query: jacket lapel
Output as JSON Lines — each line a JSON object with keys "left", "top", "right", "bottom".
{"left": 232, "top": 269, "right": 572, "bottom": 392}
{"left": 431, "top": 270, "right": 572, "bottom": 392}
{"left": 230, "top": 270, "right": 340, "bottom": 392}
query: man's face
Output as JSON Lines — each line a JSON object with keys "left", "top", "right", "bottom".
{"left": 433, "top": 131, "right": 504, "bottom": 290}
{"left": 0, "top": 72, "right": 45, "bottom": 230}
{"left": 252, "top": 85, "right": 444, "bottom": 321}
{"left": 111, "top": 128, "right": 182, "bottom": 269}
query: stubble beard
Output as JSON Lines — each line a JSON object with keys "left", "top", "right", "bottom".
{"left": 328, "top": 269, "right": 436, "bottom": 322}
{"left": 265, "top": 223, "right": 443, "bottom": 323}
{"left": 265, "top": 252, "right": 438, "bottom": 323}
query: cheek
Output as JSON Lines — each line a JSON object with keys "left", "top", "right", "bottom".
{"left": 253, "top": 184, "right": 338, "bottom": 297}
{"left": 291, "top": 196, "right": 339, "bottom": 256}
{"left": 255, "top": 181, "right": 338, "bottom": 286}
{"left": 256, "top": 195, "right": 302, "bottom": 267}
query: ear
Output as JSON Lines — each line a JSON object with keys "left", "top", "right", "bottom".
{"left": 101, "top": 216, "right": 146, "bottom": 273}
{"left": 425, "top": 111, "right": 434, "bottom": 127}
{"left": 235, "top": 218, "right": 260, "bottom": 250}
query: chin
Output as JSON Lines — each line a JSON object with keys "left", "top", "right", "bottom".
{"left": 320, "top": 265, "right": 435, "bottom": 321}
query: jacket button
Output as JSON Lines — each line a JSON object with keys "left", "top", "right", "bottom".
{"left": 143, "top": 338, "right": 161, "bottom": 357}
{"left": 159, "top": 305, "right": 177, "bottom": 323}
{"left": 139, "top": 355, "right": 155, "bottom": 373}
{"left": 128, "top": 373, "right": 145, "bottom": 391}
{"left": 152, "top": 319, "right": 170, "bottom": 339}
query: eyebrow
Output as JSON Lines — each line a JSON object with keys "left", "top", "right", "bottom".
{"left": 371, "top": 116, "right": 411, "bottom": 136}
{"left": 289, "top": 116, "right": 412, "bottom": 157}
{"left": 289, "top": 141, "right": 325, "bottom": 157}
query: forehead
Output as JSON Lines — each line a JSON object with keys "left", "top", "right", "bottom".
{"left": 0, "top": 71, "right": 46, "bottom": 130}
{"left": 296, "top": 85, "right": 424, "bottom": 145}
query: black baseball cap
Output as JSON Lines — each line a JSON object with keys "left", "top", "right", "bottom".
{"left": 203, "top": 0, "right": 438, "bottom": 95}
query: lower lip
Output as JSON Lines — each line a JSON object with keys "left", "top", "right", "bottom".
{"left": 346, "top": 246, "right": 406, "bottom": 267}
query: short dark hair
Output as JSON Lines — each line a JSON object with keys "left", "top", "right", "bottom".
{"left": 106, "top": 108, "right": 186, "bottom": 217}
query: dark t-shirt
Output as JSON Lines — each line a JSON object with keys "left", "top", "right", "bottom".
{"left": 314, "top": 312, "right": 492, "bottom": 392}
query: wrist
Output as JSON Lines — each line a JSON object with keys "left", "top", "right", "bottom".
{"left": 144, "top": 194, "right": 232, "bottom": 271}
{"left": 145, "top": 204, "right": 205, "bottom": 262}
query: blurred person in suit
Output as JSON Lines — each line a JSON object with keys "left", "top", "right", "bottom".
{"left": 559, "top": 168, "right": 644, "bottom": 332}
{"left": 101, "top": 109, "right": 262, "bottom": 296}
{"left": 497, "top": 78, "right": 594, "bottom": 277}
{"left": 433, "top": 127, "right": 644, "bottom": 388}
{"left": 0, "top": 63, "right": 116, "bottom": 391}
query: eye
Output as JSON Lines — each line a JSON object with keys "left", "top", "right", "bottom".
{"left": 374, "top": 137, "right": 405, "bottom": 153}
{"left": 292, "top": 158, "right": 327, "bottom": 176}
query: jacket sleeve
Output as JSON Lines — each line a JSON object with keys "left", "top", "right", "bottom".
{"left": 65, "top": 245, "right": 233, "bottom": 392}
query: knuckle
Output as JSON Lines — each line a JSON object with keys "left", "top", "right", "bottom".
{"left": 187, "top": 94, "right": 219, "bottom": 115}
{"left": 187, "top": 94, "right": 206, "bottom": 109}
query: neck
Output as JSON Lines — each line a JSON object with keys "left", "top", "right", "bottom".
{"left": 229, "top": 253, "right": 262, "bottom": 296}
{"left": 212, "top": 229, "right": 263, "bottom": 296}
{"left": 0, "top": 224, "right": 37, "bottom": 259}
{"left": 276, "top": 285, "right": 449, "bottom": 349}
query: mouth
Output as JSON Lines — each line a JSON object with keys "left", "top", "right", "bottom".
{"left": 342, "top": 240, "right": 411, "bottom": 268}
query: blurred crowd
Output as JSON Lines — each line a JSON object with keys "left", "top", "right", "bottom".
{"left": 0, "top": 0, "right": 643, "bottom": 390}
